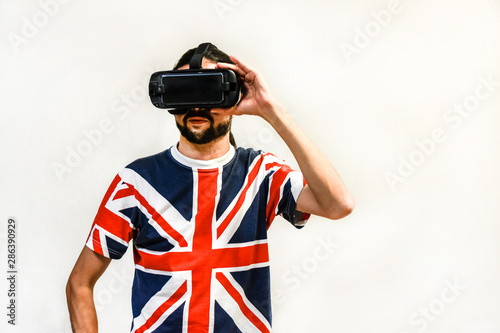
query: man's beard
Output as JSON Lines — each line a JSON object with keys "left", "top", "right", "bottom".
{"left": 176, "top": 109, "right": 232, "bottom": 145}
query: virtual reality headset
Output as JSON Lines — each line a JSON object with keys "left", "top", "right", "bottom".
{"left": 149, "top": 43, "right": 242, "bottom": 115}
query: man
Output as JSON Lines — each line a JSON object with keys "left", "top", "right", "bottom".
{"left": 66, "top": 43, "right": 354, "bottom": 333}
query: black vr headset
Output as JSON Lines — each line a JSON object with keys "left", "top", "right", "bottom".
{"left": 149, "top": 43, "right": 242, "bottom": 115}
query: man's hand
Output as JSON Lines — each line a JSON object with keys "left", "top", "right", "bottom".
{"left": 215, "top": 56, "right": 279, "bottom": 119}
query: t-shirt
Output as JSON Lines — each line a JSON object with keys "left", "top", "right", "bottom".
{"left": 86, "top": 144, "right": 310, "bottom": 333}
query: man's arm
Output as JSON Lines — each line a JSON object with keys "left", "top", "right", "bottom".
{"left": 66, "top": 246, "right": 112, "bottom": 333}
{"left": 262, "top": 105, "right": 354, "bottom": 219}
{"left": 216, "top": 57, "right": 355, "bottom": 220}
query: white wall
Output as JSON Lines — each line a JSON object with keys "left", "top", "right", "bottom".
{"left": 1, "top": 0, "right": 500, "bottom": 332}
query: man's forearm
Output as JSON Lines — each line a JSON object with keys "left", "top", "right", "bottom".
{"left": 66, "top": 284, "right": 99, "bottom": 333}
{"left": 262, "top": 103, "right": 354, "bottom": 219}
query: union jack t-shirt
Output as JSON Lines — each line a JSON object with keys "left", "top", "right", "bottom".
{"left": 86, "top": 144, "right": 310, "bottom": 332}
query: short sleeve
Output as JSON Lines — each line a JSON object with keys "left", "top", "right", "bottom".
{"left": 86, "top": 172, "right": 135, "bottom": 259}
{"left": 264, "top": 154, "right": 311, "bottom": 228}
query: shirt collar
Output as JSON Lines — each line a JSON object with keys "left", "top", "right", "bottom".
{"left": 170, "top": 143, "right": 236, "bottom": 169}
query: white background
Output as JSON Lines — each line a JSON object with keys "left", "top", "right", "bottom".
{"left": 1, "top": 0, "right": 500, "bottom": 332}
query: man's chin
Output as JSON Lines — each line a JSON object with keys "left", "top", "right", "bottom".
{"left": 176, "top": 117, "right": 232, "bottom": 145}
{"left": 187, "top": 123, "right": 210, "bottom": 132}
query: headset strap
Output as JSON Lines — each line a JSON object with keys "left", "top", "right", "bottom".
{"left": 189, "top": 43, "right": 211, "bottom": 69}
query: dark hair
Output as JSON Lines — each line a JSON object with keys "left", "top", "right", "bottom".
{"left": 173, "top": 42, "right": 234, "bottom": 70}
{"left": 174, "top": 43, "right": 237, "bottom": 148}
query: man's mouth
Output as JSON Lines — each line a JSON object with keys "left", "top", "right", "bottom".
{"left": 183, "top": 109, "right": 214, "bottom": 125}
{"left": 187, "top": 117, "right": 209, "bottom": 125}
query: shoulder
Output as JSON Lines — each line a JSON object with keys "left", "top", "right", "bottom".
{"left": 115, "top": 148, "right": 180, "bottom": 184}
{"left": 114, "top": 147, "right": 192, "bottom": 190}
{"left": 233, "top": 146, "right": 261, "bottom": 161}
{"left": 125, "top": 148, "right": 172, "bottom": 171}
{"left": 232, "top": 146, "right": 271, "bottom": 166}
{"left": 232, "top": 147, "right": 290, "bottom": 171}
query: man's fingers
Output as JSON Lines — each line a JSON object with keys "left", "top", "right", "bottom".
{"left": 216, "top": 62, "right": 246, "bottom": 77}
{"left": 229, "top": 55, "right": 253, "bottom": 74}
{"left": 217, "top": 55, "right": 256, "bottom": 82}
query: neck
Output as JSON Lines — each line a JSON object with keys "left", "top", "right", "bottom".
{"left": 177, "top": 134, "right": 231, "bottom": 160}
